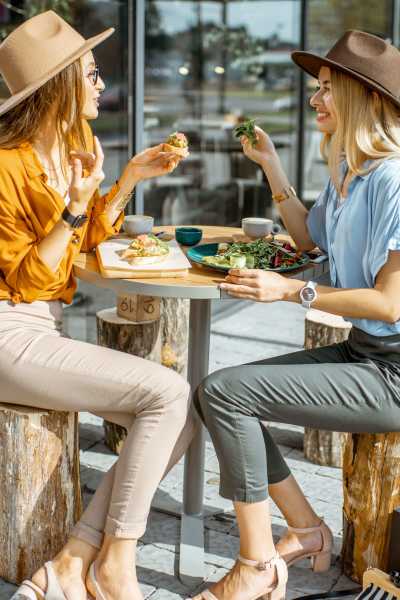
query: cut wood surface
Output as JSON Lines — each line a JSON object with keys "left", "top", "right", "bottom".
{"left": 96, "top": 307, "right": 162, "bottom": 362}
{"left": 0, "top": 404, "right": 81, "bottom": 584}
{"left": 342, "top": 432, "right": 400, "bottom": 581}
{"left": 303, "top": 309, "right": 351, "bottom": 467}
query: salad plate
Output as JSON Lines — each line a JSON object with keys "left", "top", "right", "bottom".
{"left": 187, "top": 240, "right": 310, "bottom": 273}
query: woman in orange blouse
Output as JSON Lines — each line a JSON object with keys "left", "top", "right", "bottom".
{"left": 4, "top": 12, "right": 195, "bottom": 600}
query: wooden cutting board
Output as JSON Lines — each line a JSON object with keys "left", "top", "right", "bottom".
{"left": 96, "top": 237, "right": 191, "bottom": 279}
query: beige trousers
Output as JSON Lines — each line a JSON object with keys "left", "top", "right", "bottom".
{"left": 0, "top": 299, "right": 196, "bottom": 548}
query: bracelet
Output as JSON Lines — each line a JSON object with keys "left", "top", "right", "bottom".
{"left": 272, "top": 185, "right": 297, "bottom": 204}
{"left": 113, "top": 180, "right": 135, "bottom": 212}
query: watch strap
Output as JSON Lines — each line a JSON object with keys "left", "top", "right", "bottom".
{"left": 62, "top": 207, "right": 88, "bottom": 229}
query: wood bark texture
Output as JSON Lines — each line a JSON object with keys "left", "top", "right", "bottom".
{"left": 97, "top": 307, "right": 162, "bottom": 454}
{"left": 342, "top": 433, "right": 400, "bottom": 581}
{"left": 160, "top": 298, "right": 189, "bottom": 376}
{"left": 0, "top": 404, "right": 81, "bottom": 585}
{"left": 303, "top": 309, "right": 352, "bottom": 467}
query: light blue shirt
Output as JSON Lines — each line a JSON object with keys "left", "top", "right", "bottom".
{"left": 306, "top": 159, "right": 400, "bottom": 337}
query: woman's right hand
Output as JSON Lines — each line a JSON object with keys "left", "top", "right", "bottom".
{"left": 240, "top": 126, "right": 278, "bottom": 167}
{"left": 68, "top": 136, "right": 105, "bottom": 213}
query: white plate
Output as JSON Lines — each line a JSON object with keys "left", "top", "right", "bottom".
{"left": 97, "top": 238, "right": 192, "bottom": 272}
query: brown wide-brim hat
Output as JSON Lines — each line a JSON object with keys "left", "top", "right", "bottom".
{"left": 0, "top": 10, "right": 114, "bottom": 117}
{"left": 291, "top": 30, "right": 400, "bottom": 110}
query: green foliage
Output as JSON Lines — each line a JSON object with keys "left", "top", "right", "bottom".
{"left": 23, "top": 0, "right": 73, "bottom": 20}
{"left": 0, "top": 0, "right": 76, "bottom": 41}
{"left": 308, "top": 0, "right": 393, "bottom": 51}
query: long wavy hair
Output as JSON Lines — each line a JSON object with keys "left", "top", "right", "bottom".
{"left": 321, "top": 69, "right": 400, "bottom": 192}
{"left": 0, "top": 59, "right": 87, "bottom": 175}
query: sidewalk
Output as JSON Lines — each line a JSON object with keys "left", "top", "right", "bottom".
{"left": 0, "top": 286, "right": 357, "bottom": 599}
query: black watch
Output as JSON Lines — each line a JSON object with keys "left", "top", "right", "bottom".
{"left": 62, "top": 207, "right": 88, "bottom": 229}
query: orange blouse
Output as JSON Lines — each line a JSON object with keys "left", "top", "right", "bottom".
{"left": 0, "top": 121, "right": 124, "bottom": 304}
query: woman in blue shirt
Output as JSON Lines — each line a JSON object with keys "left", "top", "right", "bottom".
{"left": 192, "top": 30, "right": 400, "bottom": 600}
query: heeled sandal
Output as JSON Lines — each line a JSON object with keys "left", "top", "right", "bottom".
{"left": 10, "top": 562, "right": 67, "bottom": 599}
{"left": 284, "top": 518, "right": 333, "bottom": 572}
{"left": 192, "top": 553, "right": 288, "bottom": 600}
{"left": 86, "top": 562, "right": 107, "bottom": 600}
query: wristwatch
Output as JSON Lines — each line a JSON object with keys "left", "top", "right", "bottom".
{"left": 300, "top": 280, "right": 317, "bottom": 309}
{"left": 61, "top": 207, "right": 88, "bottom": 229}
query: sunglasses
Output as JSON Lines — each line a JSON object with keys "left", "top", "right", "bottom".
{"left": 87, "top": 66, "right": 99, "bottom": 86}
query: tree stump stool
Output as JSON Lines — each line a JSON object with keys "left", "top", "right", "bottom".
{"left": 0, "top": 404, "right": 81, "bottom": 585}
{"left": 303, "top": 309, "right": 352, "bottom": 467}
{"left": 342, "top": 433, "right": 400, "bottom": 581}
{"left": 97, "top": 295, "right": 189, "bottom": 455}
{"left": 160, "top": 297, "right": 189, "bottom": 376}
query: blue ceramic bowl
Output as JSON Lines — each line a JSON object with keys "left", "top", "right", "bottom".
{"left": 175, "top": 227, "right": 203, "bottom": 246}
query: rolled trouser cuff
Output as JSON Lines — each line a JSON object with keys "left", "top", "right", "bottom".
{"left": 219, "top": 480, "right": 269, "bottom": 503}
{"left": 70, "top": 522, "right": 103, "bottom": 549}
{"left": 105, "top": 515, "right": 147, "bottom": 539}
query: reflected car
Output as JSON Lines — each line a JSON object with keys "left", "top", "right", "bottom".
{"left": 272, "top": 96, "right": 297, "bottom": 111}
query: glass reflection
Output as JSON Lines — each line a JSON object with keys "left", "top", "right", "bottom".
{"left": 77, "top": 1, "right": 129, "bottom": 191}
{"left": 303, "top": 0, "right": 393, "bottom": 204}
{"left": 144, "top": 0, "right": 300, "bottom": 226}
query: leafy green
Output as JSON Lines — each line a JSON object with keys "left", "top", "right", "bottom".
{"left": 234, "top": 119, "right": 258, "bottom": 146}
{"left": 202, "top": 239, "right": 307, "bottom": 271}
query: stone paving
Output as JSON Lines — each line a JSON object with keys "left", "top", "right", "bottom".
{"left": 0, "top": 285, "right": 358, "bottom": 599}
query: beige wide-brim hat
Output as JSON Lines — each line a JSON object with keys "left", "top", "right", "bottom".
{"left": 292, "top": 30, "right": 400, "bottom": 109}
{"left": 0, "top": 10, "right": 114, "bottom": 117}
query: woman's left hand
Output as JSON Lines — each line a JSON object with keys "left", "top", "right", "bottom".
{"left": 219, "top": 269, "right": 295, "bottom": 302}
{"left": 129, "top": 143, "right": 182, "bottom": 182}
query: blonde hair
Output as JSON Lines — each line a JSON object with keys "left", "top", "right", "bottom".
{"left": 0, "top": 59, "right": 87, "bottom": 175}
{"left": 321, "top": 69, "right": 400, "bottom": 192}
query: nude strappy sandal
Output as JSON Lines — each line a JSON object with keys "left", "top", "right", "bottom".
{"left": 10, "top": 561, "right": 67, "bottom": 599}
{"left": 87, "top": 562, "right": 107, "bottom": 600}
{"left": 191, "top": 553, "right": 288, "bottom": 600}
{"left": 285, "top": 518, "right": 333, "bottom": 571}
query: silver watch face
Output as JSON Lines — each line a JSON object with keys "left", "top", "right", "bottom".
{"left": 302, "top": 287, "right": 316, "bottom": 302}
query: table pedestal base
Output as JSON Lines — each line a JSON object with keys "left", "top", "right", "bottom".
{"left": 180, "top": 298, "right": 210, "bottom": 585}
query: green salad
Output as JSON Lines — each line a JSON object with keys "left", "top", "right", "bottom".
{"left": 234, "top": 118, "right": 258, "bottom": 146}
{"left": 202, "top": 239, "right": 307, "bottom": 270}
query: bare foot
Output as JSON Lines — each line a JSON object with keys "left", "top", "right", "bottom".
{"left": 86, "top": 561, "right": 143, "bottom": 600}
{"left": 191, "top": 559, "right": 278, "bottom": 600}
{"left": 31, "top": 556, "right": 87, "bottom": 600}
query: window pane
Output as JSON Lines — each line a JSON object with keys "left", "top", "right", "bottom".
{"left": 0, "top": 2, "right": 128, "bottom": 191}
{"left": 77, "top": 1, "right": 129, "bottom": 190}
{"left": 144, "top": 0, "right": 300, "bottom": 226}
{"left": 303, "top": 0, "right": 393, "bottom": 204}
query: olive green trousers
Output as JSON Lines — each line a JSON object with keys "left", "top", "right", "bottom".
{"left": 194, "top": 327, "right": 400, "bottom": 503}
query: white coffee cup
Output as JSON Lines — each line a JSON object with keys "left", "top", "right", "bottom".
{"left": 123, "top": 215, "right": 154, "bottom": 236}
{"left": 242, "top": 217, "right": 281, "bottom": 239}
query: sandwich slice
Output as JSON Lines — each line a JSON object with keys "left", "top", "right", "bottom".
{"left": 119, "top": 234, "right": 170, "bottom": 265}
{"left": 164, "top": 131, "right": 189, "bottom": 157}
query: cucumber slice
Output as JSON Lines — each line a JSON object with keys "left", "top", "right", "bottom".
{"left": 229, "top": 254, "right": 246, "bottom": 268}
{"left": 245, "top": 254, "right": 255, "bottom": 268}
